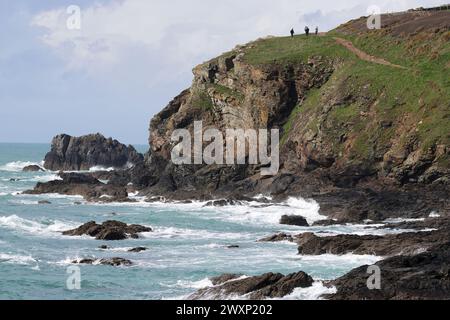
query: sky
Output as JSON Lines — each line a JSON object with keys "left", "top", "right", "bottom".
{"left": 0, "top": 0, "right": 444, "bottom": 145}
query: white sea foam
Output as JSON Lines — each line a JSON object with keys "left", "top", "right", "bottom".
{"left": 0, "top": 161, "right": 44, "bottom": 172}
{"left": 89, "top": 166, "right": 115, "bottom": 172}
{"left": 0, "top": 253, "right": 37, "bottom": 265}
{"left": 305, "top": 223, "right": 415, "bottom": 237}
{"left": 278, "top": 281, "right": 337, "bottom": 300}
{"left": 429, "top": 211, "right": 441, "bottom": 218}
{"left": 177, "top": 276, "right": 334, "bottom": 300}
{"left": 208, "top": 197, "right": 325, "bottom": 226}
{"left": 0, "top": 215, "right": 78, "bottom": 237}
{"left": 142, "top": 227, "right": 252, "bottom": 241}
{"left": 175, "top": 278, "right": 214, "bottom": 289}
{"left": 88, "top": 196, "right": 326, "bottom": 226}
{"left": 300, "top": 253, "right": 382, "bottom": 266}
{"left": 384, "top": 217, "right": 426, "bottom": 223}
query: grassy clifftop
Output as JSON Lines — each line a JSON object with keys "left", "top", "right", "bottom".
{"left": 232, "top": 11, "right": 449, "bottom": 183}
{"left": 150, "top": 9, "right": 449, "bottom": 192}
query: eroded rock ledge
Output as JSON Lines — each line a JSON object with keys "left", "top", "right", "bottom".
{"left": 325, "top": 242, "right": 450, "bottom": 300}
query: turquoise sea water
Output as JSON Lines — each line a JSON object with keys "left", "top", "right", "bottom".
{"left": 0, "top": 143, "right": 390, "bottom": 300}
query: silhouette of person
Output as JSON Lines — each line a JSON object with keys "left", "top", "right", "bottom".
{"left": 305, "top": 26, "right": 310, "bottom": 36}
{"left": 315, "top": 26, "right": 319, "bottom": 35}
{"left": 290, "top": 28, "right": 295, "bottom": 37}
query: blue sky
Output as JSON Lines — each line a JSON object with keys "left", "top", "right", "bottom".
{"left": 0, "top": 0, "right": 443, "bottom": 144}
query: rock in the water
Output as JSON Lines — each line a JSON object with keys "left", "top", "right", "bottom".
{"left": 62, "top": 220, "right": 152, "bottom": 240}
{"left": 210, "top": 274, "right": 243, "bottom": 286}
{"left": 24, "top": 172, "right": 130, "bottom": 202}
{"left": 72, "top": 257, "right": 132, "bottom": 267}
{"left": 279, "top": 215, "right": 309, "bottom": 227}
{"left": 296, "top": 228, "right": 450, "bottom": 256}
{"left": 38, "top": 200, "right": 51, "bottom": 205}
{"left": 128, "top": 247, "right": 148, "bottom": 253}
{"left": 43, "top": 133, "right": 143, "bottom": 171}
{"left": 23, "top": 165, "right": 44, "bottom": 172}
{"left": 258, "top": 233, "right": 294, "bottom": 243}
{"left": 98, "top": 245, "right": 110, "bottom": 250}
{"left": 325, "top": 242, "right": 450, "bottom": 300}
{"left": 204, "top": 199, "right": 243, "bottom": 207}
{"left": 312, "top": 219, "right": 342, "bottom": 226}
{"left": 190, "top": 272, "right": 313, "bottom": 300}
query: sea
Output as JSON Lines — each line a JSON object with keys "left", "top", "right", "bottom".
{"left": 0, "top": 143, "right": 403, "bottom": 300}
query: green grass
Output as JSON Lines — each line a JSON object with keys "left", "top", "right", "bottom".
{"left": 191, "top": 90, "right": 213, "bottom": 110}
{"left": 243, "top": 35, "right": 352, "bottom": 65}
{"left": 211, "top": 84, "right": 244, "bottom": 101}
{"left": 196, "top": 29, "right": 449, "bottom": 164}
{"left": 274, "top": 32, "right": 448, "bottom": 160}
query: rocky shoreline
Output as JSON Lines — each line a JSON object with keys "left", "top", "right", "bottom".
{"left": 23, "top": 9, "right": 450, "bottom": 300}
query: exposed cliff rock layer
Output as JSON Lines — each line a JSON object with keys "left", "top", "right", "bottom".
{"left": 44, "top": 133, "right": 143, "bottom": 171}
{"left": 144, "top": 10, "right": 449, "bottom": 199}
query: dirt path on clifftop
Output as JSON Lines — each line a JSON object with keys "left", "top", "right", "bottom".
{"left": 334, "top": 37, "right": 407, "bottom": 69}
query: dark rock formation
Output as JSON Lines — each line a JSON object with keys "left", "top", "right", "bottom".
{"left": 23, "top": 165, "right": 44, "bottom": 172}
{"left": 258, "top": 233, "right": 294, "bottom": 243}
{"left": 24, "top": 172, "right": 130, "bottom": 202}
{"left": 43, "top": 133, "right": 143, "bottom": 171}
{"left": 325, "top": 242, "right": 450, "bottom": 300}
{"left": 204, "top": 199, "right": 243, "bottom": 207}
{"left": 296, "top": 228, "right": 449, "bottom": 256}
{"left": 190, "top": 272, "right": 313, "bottom": 300}
{"left": 128, "top": 247, "right": 148, "bottom": 253}
{"left": 62, "top": 220, "right": 152, "bottom": 240}
{"left": 38, "top": 200, "right": 51, "bottom": 205}
{"left": 279, "top": 215, "right": 309, "bottom": 227}
{"left": 210, "top": 274, "right": 243, "bottom": 286}
{"left": 72, "top": 257, "right": 132, "bottom": 267}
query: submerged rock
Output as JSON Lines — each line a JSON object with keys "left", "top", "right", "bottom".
{"left": 23, "top": 165, "right": 44, "bottom": 172}
{"left": 128, "top": 247, "right": 148, "bottom": 253}
{"left": 43, "top": 133, "right": 143, "bottom": 171}
{"left": 62, "top": 220, "right": 152, "bottom": 240}
{"left": 190, "top": 272, "right": 313, "bottom": 300}
{"left": 38, "top": 200, "right": 51, "bottom": 205}
{"left": 72, "top": 257, "right": 132, "bottom": 267}
{"left": 258, "top": 233, "right": 294, "bottom": 243}
{"left": 203, "top": 199, "right": 243, "bottom": 207}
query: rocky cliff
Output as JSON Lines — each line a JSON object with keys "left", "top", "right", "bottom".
{"left": 144, "top": 10, "right": 449, "bottom": 202}
{"left": 44, "top": 133, "right": 143, "bottom": 171}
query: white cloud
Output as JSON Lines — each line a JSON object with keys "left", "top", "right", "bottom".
{"left": 31, "top": 0, "right": 443, "bottom": 77}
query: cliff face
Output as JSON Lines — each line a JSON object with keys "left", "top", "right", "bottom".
{"left": 145, "top": 10, "right": 449, "bottom": 199}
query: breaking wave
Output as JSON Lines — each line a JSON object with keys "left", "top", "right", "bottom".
{"left": 0, "top": 215, "right": 78, "bottom": 237}
{"left": 0, "top": 161, "right": 44, "bottom": 172}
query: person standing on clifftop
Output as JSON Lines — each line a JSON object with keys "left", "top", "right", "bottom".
{"left": 315, "top": 26, "right": 319, "bottom": 35}
{"left": 305, "top": 26, "right": 310, "bottom": 36}
{"left": 290, "top": 28, "right": 295, "bottom": 38}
